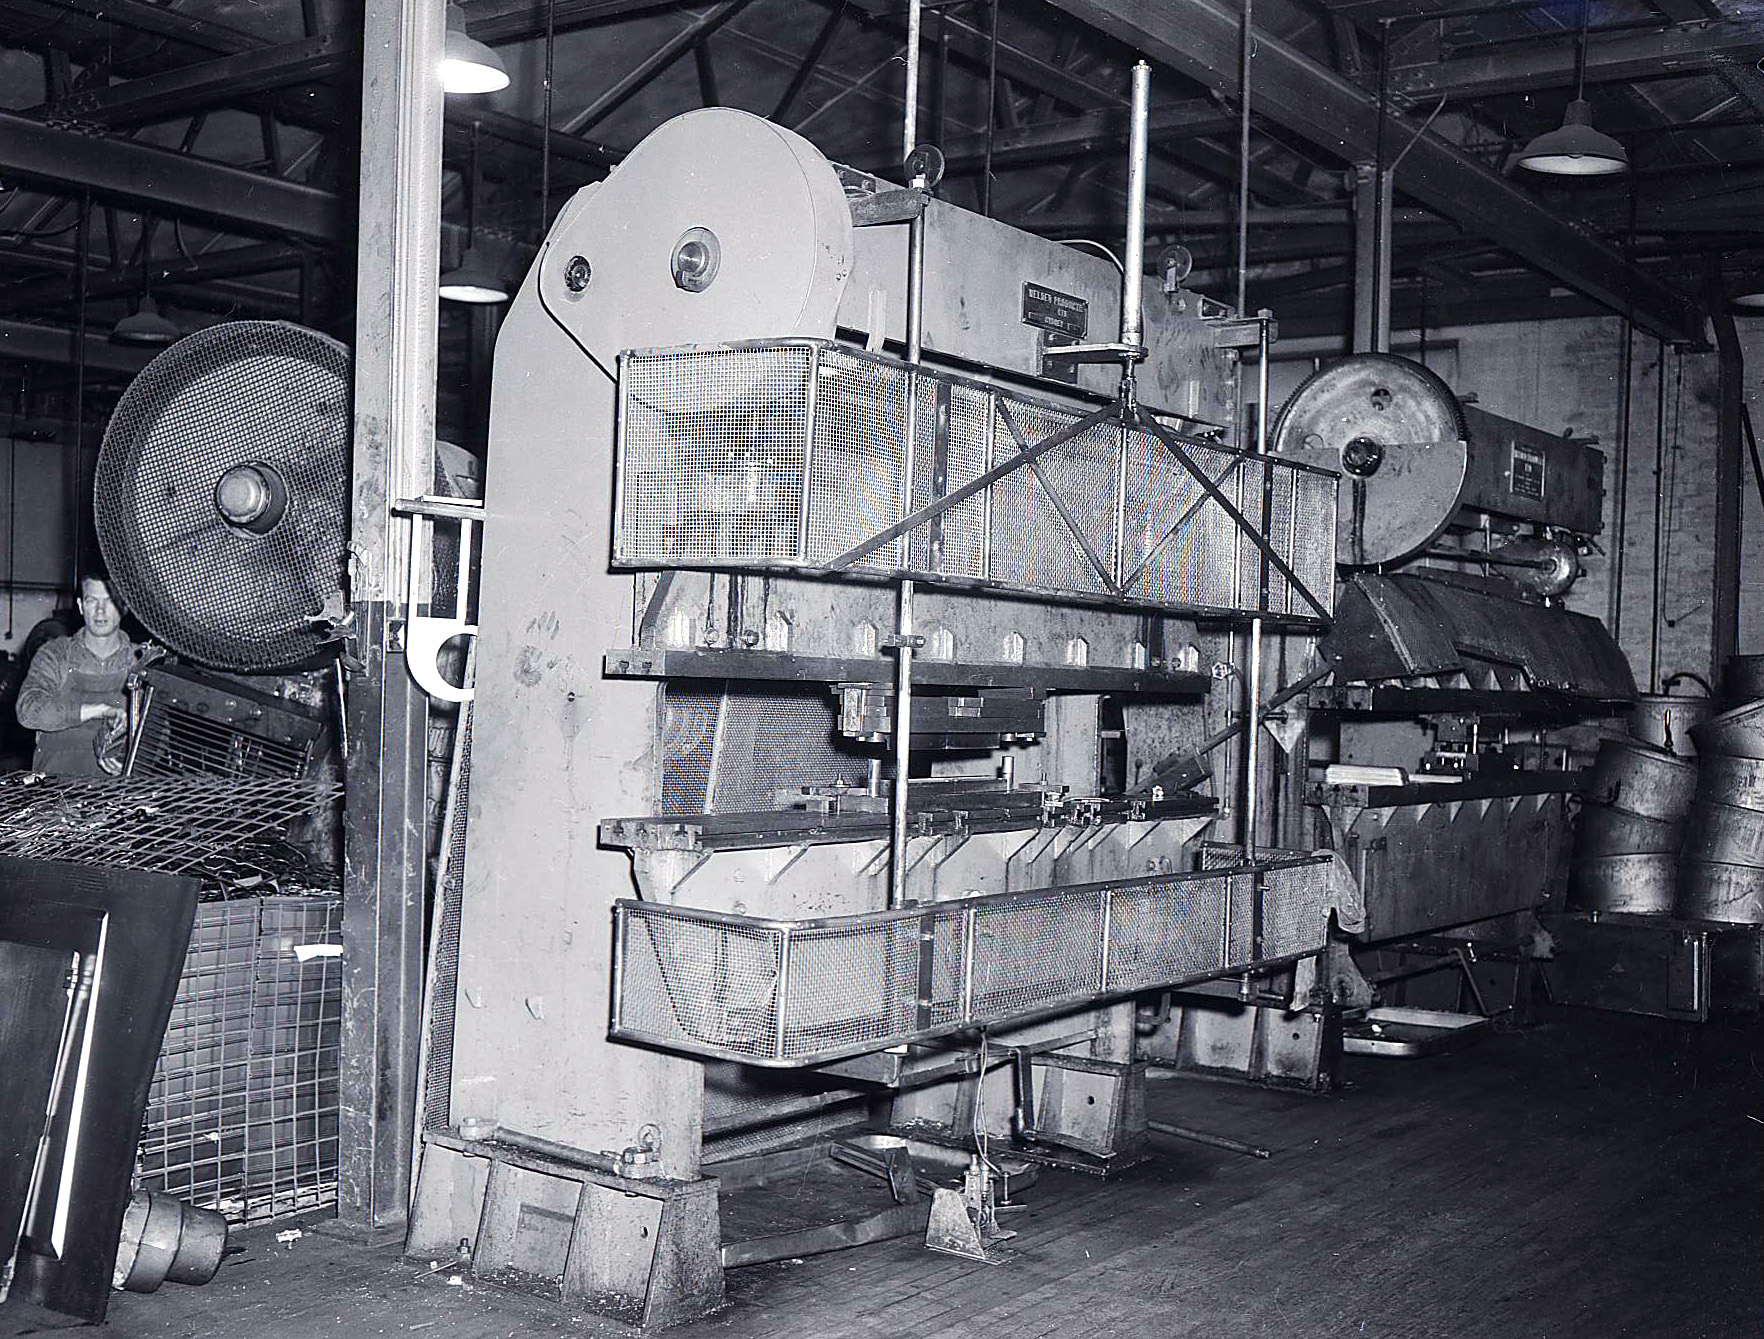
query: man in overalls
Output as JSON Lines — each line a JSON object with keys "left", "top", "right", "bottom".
{"left": 16, "top": 574, "right": 138, "bottom": 776}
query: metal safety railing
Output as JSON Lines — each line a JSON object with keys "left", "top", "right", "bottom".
{"left": 610, "top": 855, "right": 1340, "bottom": 1067}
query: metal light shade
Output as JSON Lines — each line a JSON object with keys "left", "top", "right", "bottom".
{"left": 110, "top": 294, "right": 181, "bottom": 346}
{"left": 439, "top": 245, "right": 509, "bottom": 303}
{"left": 1517, "top": 99, "right": 1628, "bottom": 176}
{"left": 442, "top": 5, "right": 508, "bottom": 94}
{"left": 1733, "top": 290, "right": 1764, "bottom": 310}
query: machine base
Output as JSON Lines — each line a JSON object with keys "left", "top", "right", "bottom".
{"left": 1542, "top": 912, "right": 1764, "bottom": 1022}
{"left": 407, "top": 1133, "right": 723, "bottom": 1329}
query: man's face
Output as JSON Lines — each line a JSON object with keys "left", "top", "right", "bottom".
{"left": 79, "top": 580, "right": 121, "bottom": 638}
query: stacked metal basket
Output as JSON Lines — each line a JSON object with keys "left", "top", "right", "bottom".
{"left": 1571, "top": 661, "right": 1764, "bottom": 925}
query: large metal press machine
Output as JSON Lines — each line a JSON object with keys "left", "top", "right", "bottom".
{"left": 401, "top": 62, "right": 1630, "bottom": 1333}
{"left": 402, "top": 71, "right": 1363, "bottom": 1323}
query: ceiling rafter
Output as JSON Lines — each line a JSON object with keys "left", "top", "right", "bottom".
{"left": 1046, "top": 0, "right": 1705, "bottom": 343}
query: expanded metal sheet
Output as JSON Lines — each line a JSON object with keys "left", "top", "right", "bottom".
{"left": 618, "top": 906, "right": 783, "bottom": 1061}
{"left": 661, "top": 686, "right": 869, "bottom": 815}
{"left": 613, "top": 855, "right": 1336, "bottom": 1066}
{"left": 0, "top": 775, "right": 340, "bottom": 876}
{"left": 94, "top": 322, "right": 349, "bottom": 672}
{"left": 615, "top": 341, "right": 1336, "bottom": 623}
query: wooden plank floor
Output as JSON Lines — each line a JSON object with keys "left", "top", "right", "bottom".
{"left": 6, "top": 1003, "right": 1759, "bottom": 1338}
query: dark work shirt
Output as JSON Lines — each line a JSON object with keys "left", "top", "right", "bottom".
{"left": 16, "top": 634, "right": 137, "bottom": 776}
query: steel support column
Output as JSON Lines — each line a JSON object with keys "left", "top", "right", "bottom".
{"left": 1351, "top": 163, "right": 1392, "bottom": 353}
{"left": 1711, "top": 303, "right": 1744, "bottom": 683}
{"left": 340, "top": 0, "right": 443, "bottom": 1230}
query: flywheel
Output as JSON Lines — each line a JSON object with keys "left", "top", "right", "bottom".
{"left": 94, "top": 321, "right": 350, "bottom": 671}
{"left": 1271, "top": 353, "right": 1470, "bottom": 567}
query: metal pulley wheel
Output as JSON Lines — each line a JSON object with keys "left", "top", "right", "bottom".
{"left": 1271, "top": 353, "right": 1469, "bottom": 567}
{"left": 94, "top": 321, "right": 350, "bottom": 671}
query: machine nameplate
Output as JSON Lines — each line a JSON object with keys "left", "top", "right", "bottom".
{"left": 1021, "top": 282, "right": 1089, "bottom": 339}
{"left": 1510, "top": 441, "right": 1546, "bottom": 500}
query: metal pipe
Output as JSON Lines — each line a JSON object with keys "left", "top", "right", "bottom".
{"left": 903, "top": 0, "right": 921, "bottom": 162}
{"left": 1243, "top": 315, "right": 1271, "bottom": 860}
{"left": 893, "top": 15, "right": 926, "bottom": 910}
{"left": 1148, "top": 1119, "right": 1271, "bottom": 1160}
{"left": 1122, "top": 60, "right": 1150, "bottom": 351}
{"left": 1235, "top": 0, "right": 1252, "bottom": 315}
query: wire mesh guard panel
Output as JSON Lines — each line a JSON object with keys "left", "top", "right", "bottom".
{"left": 0, "top": 775, "right": 339, "bottom": 875}
{"left": 613, "top": 857, "right": 1336, "bottom": 1066}
{"left": 93, "top": 321, "right": 350, "bottom": 672}
{"left": 615, "top": 341, "right": 1336, "bottom": 622}
{"left": 135, "top": 895, "right": 342, "bottom": 1224}
{"left": 132, "top": 706, "right": 311, "bottom": 780}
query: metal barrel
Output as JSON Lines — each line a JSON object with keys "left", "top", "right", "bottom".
{"left": 1681, "top": 799, "right": 1764, "bottom": 867}
{"left": 1691, "top": 699, "right": 1764, "bottom": 762}
{"left": 1629, "top": 694, "right": 1715, "bottom": 757}
{"left": 1724, "top": 655, "right": 1764, "bottom": 704}
{"left": 1675, "top": 859, "right": 1764, "bottom": 925}
{"left": 1584, "top": 739, "right": 1698, "bottom": 822}
{"left": 1695, "top": 753, "right": 1764, "bottom": 813}
{"left": 1568, "top": 852, "right": 1676, "bottom": 915}
{"left": 1575, "top": 802, "right": 1683, "bottom": 857}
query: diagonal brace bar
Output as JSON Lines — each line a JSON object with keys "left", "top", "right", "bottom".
{"left": 1137, "top": 413, "right": 1330, "bottom": 621}
{"left": 824, "top": 401, "right": 1120, "bottom": 572}
{"left": 996, "top": 400, "right": 1120, "bottom": 594}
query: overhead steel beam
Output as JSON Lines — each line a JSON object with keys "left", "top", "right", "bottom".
{"left": 0, "top": 241, "right": 311, "bottom": 312}
{"left": 0, "top": 111, "right": 345, "bottom": 242}
{"left": 47, "top": 0, "right": 260, "bottom": 53}
{"left": 1390, "top": 18, "right": 1764, "bottom": 101}
{"left": 459, "top": 0, "right": 682, "bottom": 44}
{"left": 934, "top": 101, "right": 1238, "bottom": 175}
{"left": 560, "top": 1, "right": 751, "bottom": 135}
{"left": 42, "top": 31, "right": 354, "bottom": 126}
{"left": 1047, "top": 0, "right": 1705, "bottom": 344}
{"left": 0, "top": 318, "right": 155, "bottom": 375}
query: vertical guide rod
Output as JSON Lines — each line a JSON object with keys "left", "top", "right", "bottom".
{"left": 892, "top": 0, "right": 925, "bottom": 910}
{"left": 1121, "top": 60, "right": 1150, "bottom": 353}
{"left": 1243, "top": 316, "right": 1271, "bottom": 862}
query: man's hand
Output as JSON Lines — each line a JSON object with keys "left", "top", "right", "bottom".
{"left": 78, "top": 703, "right": 125, "bottom": 724}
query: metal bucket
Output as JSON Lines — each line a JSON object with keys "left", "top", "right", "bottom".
{"left": 1691, "top": 699, "right": 1764, "bottom": 762}
{"left": 1569, "top": 852, "right": 1676, "bottom": 915}
{"left": 1696, "top": 753, "right": 1764, "bottom": 813}
{"left": 1675, "top": 859, "right": 1764, "bottom": 925}
{"left": 1724, "top": 655, "right": 1764, "bottom": 704}
{"left": 1681, "top": 800, "right": 1764, "bottom": 867}
{"left": 1584, "top": 739, "right": 1698, "bottom": 822}
{"left": 1629, "top": 694, "right": 1715, "bottom": 757}
{"left": 1575, "top": 802, "right": 1683, "bottom": 856}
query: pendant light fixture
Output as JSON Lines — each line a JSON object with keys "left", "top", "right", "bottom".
{"left": 1518, "top": 0, "right": 1627, "bottom": 176}
{"left": 442, "top": 2, "right": 509, "bottom": 95}
{"left": 110, "top": 292, "right": 181, "bottom": 346}
{"left": 440, "top": 122, "right": 509, "bottom": 304}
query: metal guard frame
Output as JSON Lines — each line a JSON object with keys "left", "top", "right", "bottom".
{"left": 612, "top": 339, "right": 1337, "bottom": 628}
{"left": 609, "top": 854, "right": 1338, "bottom": 1068}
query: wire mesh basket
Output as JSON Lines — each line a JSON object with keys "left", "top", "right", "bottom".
{"left": 135, "top": 894, "right": 342, "bottom": 1225}
{"left": 612, "top": 855, "right": 1338, "bottom": 1067}
{"left": 614, "top": 341, "right": 1336, "bottom": 625}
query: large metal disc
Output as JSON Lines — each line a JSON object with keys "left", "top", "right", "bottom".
{"left": 94, "top": 321, "right": 349, "bottom": 671}
{"left": 1271, "top": 353, "right": 1469, "bottom": 567}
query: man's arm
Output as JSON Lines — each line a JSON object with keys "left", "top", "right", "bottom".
{"left": 16, "top": 639, "right": 103, "bottom": 731}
